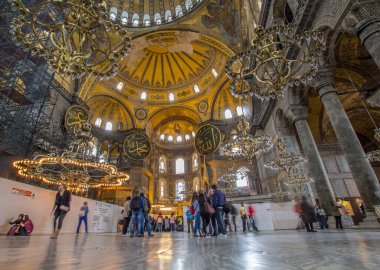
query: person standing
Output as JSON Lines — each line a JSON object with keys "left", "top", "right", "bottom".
{"left": 332, "top": 201, "right": 344, "bottom": 230}
{"left": 51, "top": 184, "right": 71, "bottom": 239}
{"left": 76, "top": 201, "right": 89, "bottom": 234}
{"left": 191, "top": 192, "right": 202, "bottom": 237}
{"left": 156, "top": 212, "right": 164, "bottom": 232}
{"left": 224, "top": 202, "right": 233, "bottom": 232}
{"left": 198, "top": 190, "right": 211, "bottom": 236}
{"left": 164, "top": 216, "right": 169, "bottom": 232}
{"left": 240, "top": 202, "right": 247, "bottom": 232}
{"left": 300, "top": 196, "right": 317, "bottom": 232}
{"left": 247, "top": 204, "right": 259, "bottom": 232}
{"left": 129, "top": 192, "right": 143, "bottom": 237}
{"left": 186, "top": 208, "right": 194, "bottom": 233}
{"left": 140, "top": 193, "right": 153, "bottom": 237}
{"left": 230, "top": 203, "right": 238, "bottom": 231}
{"left": 169, "top": 213, "right": 176, "bottom": 232}
{"left": 121, "top": 196, "right": 132, "bottom": 237}
{"left": 210, "top": 184, "right": 226, "bottom": 236}
{"left": 316, "top": 204, "right": 328, "bottom": 230}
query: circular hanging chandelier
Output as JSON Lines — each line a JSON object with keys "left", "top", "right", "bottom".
{"left": 219, "top": 162, "right": 242, "bottom": 196}
{"left": 11, "top": 0, "right": 131, "bottom": 79}
{"left": 264, "top": 138, "right": 307, "bottom": 174}
{"left": 284, "top": 168, "right": 313, "bottom": 196}
{"left": 367, "top": 128, "right": 380, "bottom": 162}
{"left": 222, "top": 118, "right": 273, "bottom": 159}
{"left": 225, "top": 24, "right": 326, "bottom": 100}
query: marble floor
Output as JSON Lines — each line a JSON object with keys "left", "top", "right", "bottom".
{"left": 1, "top": 230, "right": 380, "bottom": 270}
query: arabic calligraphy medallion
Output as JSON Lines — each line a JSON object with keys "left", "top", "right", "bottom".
{"left": 64, "top": 105, "right": 89, "bottom": 137}
{"left": 123, "top": 132, "right": 152, "bottom": 160}
{"left": 195, "top": 124, "right": 221, "bottom": 156}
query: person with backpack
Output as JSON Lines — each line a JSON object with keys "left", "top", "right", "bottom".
{"left": 191, "top": 192, "right": 202, "bottom": 237}
{"left": 156, "top": 212, "right": 164, "bottom": 232}
{"left": 76, "top": 201, "right": 89, "bottom": 234}
{"left": 140, "top": 192, "right": 153, "bottom": 237}
{"left": 129, "top": 192, "right": 143, "bottom": 237}
{"left": 186, "top": 207, "right": 194, "bottom": 233}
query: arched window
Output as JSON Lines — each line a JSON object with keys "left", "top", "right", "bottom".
{"left": 193, "top": 84, "right": 200, "bottom": 93}
{"left": 141, "top": 92, "right": 147, "bottom": 100}
{"left": 236, "top": 167, "right": 250, "bottom": 188}
{"left": 117, "top": 82, "right": 124, "bottom": 90}
{"left": 185, "top": 0, "right": 193, "bottom": 10}
{"left": 94, "top": 118, "right": 102, "bottom": 127}
{"left": 176, "top": 158, "right": 185, "bottom": 174}
{"left": 185, "top": 134, "right": 191, "bottom": 141}
{"left": 176, "top": 180, "right": 185, "bottom": 201}
{"left": 168, "top": 135, "right": 173, "bottom": 142}
{"left": 165, "top": 10, "right": 172, "bottom": 22}
{"left": 159, "top": 180, "right": 165, "bottom": 198}
{"left": 132, "top": 13, "right": 139, "bottom": 26}
{"left": 121, "top": 11, "right": 128, "bottom": 25}
{"left": 175, "top": 5, "right": 183, "bottom": 17}
{"left": 236, "top": 105, "right": 243, "bottom": 116}
{"left": 110, "top": 7, "right": 118, "bottom": 21}
{"left": 225, "top": 108, "right": 233, "bottom": 119}
{"left": 159, "top": 156, "right": 166, "bottom": 173}
{"left": 154, "top": 13, "right": 161, "bottom": 24}
{"left": 105, "top": 121, "right": 113, "bottom": 131}
{"left": 192, "top": 131, "right": 196, "bottom": 137}
{"left": 169, "top": 93, "right": 175, "bottom": 101}
{"left": 192, "top": 153, "right": 198, "bottom": 171}
{"left": 212, "top": 68, "right": 218, "bottom": 77}
{"left": 176, "top": 135, "right": 183, "bottom": 143}
{"left": 143, "top": 14, "right": 150, "bottom": 26}
{"left": 193, "top": 177, "right": 199, "bottom": 192}
{"left": 160, "top": 134, "right": 165, "bottom": 141}
{"left": 117, "top": 122, "right": 123, "bottom": 131}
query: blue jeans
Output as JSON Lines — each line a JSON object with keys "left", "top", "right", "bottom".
{"left": 76, "top": 216, "right": 88, "bottom": 233}
{"left": 142, "top": 212, "right": 152, "bottom": 235}
{"left": 211, "top": 207, "right": 226, "bottom": 235}
{"left": 130, "top": 210, "right": 143, "bottom": 236}
{"left": 170, "top": 223, "right": 175, "bottom": 232}
{"left": 157, "top": 223, "right": 163, "bottom": 232}
{"left": 241, "top": 216, "right": 247, "bottom": 232}
{"left": 194, "top": 213, "right": 201, "bottom": 235}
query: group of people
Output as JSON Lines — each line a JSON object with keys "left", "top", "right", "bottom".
{"left": 7, "top": 214, "right": 34, "bottom": 236}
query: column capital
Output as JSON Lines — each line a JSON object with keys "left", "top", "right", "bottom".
{"left": 286, "top": 105, "right": 309, "bottom": 124}
{"left": 312, "top": 68, "right": 337, "bottom": 98}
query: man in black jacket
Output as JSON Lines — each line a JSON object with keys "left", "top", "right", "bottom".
{"left": 210, "top": 184, "right": 227, "bottom": 236}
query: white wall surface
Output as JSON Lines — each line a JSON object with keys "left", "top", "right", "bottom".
{"left": 0, "top": 178, "right": 122, "bottom": 235}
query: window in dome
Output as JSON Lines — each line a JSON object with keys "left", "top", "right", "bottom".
{"left": 121, "top": 11, "right": 128, "bottom": 25}
{"left": 110, "top": 7, "right": 118, "bottom": 21}
{"left": 194, "top": 84, "right": 200, "bottom": 93}
{"left": 143, "top": 14, "right": 150, "bottom": 26}
{"left": 168, "top": 135, "right": 173, "bottom": 142}
{"left": 117, "top": 122, "right": 123, "bottom": 131}
{"left": 141, "top": 92, "right": 147, "bottom": 100}
{"left": 154, "top": 13, "right": 161, "bottom": 24}
{"left": 185, "top": 0, "right": 193, "bottom": 10}
{"left": 185, "top": 134, "right": 190, "bottom": 141}
{"left": 225, "top": 108, "right": 233, "bottom": 119}
{"left": 105, "top": 122, "right": 113, "bottom": 131}
{"left": 132, "top": 13, "right": 139, "bottom": 26}
{"left": 212, "top": 68, "right": 218, "bottom": 77}
{"left": 236, "top": 105, "right": 243, "bottom": 116}
{"left": 94, "top": 118, "right": 102, "bottom": 127}
{"left": 165, "top": 10, "right": 172, "bottom": 22}
{"left": 175, "top": 5, "right": 183, "bottom": 17}
{"left": 169, "top": 93, "right": 175, "bottom": 101}
{"left": 116, "top": 82, "right": 123, "bottom": 90}
{"left": 160, "top": 134, "right": 165, "bottom": 141}
{"left": 176, "top": 158, "right": 185, "bottom": 174}
{"left": 177, "top": 135, "right": 183, "bottom": 143}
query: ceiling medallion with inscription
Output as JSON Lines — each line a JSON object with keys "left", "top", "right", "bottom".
{"left": 194, "top": 124, "right": 221, "bottom": 156}
{"left": 123, "top": 132, "right": 152, "bottom": 160}
{"left": 135, "top": 108, "right": 148, "bottom": 120}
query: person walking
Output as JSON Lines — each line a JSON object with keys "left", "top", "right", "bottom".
{"left": 129, "top": 192, "right": 143, "bottom": 237}
{"left": 224, "top": 202, "right": 233, "bottom": 232}
{"left": 191, "top": 192, "right": 202, "bottom": 237}
{"left": 332, "top": 201, "right": 344, "bottom": 230}
{"left": 230, "top": 203, "right": 238, "bottom": 231}
{"left": 186, "top": 208, "right": 194, "bottom": 233}
{"left": 156, "top": 212, "right": 164, "bottom": 232}
{"left": 300, "top": 196, "right": 317, "bottom": 232}
{"left": 316, "top": 204, "right": 328, "bottom": 230}
{"left": 247, "top": 204, "right": 259, "bottom": 232}
{"left": 140, "top": 193, "right": 153, "bottom": 237}
{"left": 198, "top": 190, "right": 211, "bottom": 236}
{"left": 210, "top": 184, "right": 227, "bottom": 236}
{"left": 121, "top": 196, "right": 132, "bottom": 237}
{"left": 76, "top": 201, "right": 89, "bottom": 234}
{"left": 240, "top": 202, "right": 248, "bottom": 232}
{"left": 51, "top": 184, "right": 71, "bottom": 239}
{"left": 169, "top": 213, "right": 176, "bottom": 232}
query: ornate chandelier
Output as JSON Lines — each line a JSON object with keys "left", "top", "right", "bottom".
{"left": 222, "top": 118, "right": 273, "bottom": 159}
{"left": 285, "top": 168, "right": 313, "bottom": 196}
{"left": 225, "top": 24, "right": 325, "bottom": 100}
{"left": 264, "top": 138, "right": 307, "bottom": 173}
{"left": 367, "top": 128, "right": 380, "bottom": 162}
{"left": 272, "top": 181, "right": 287, "bottom": 202}
{"left": 219, "top": 162, "right": 240, "bottom": 196}
{"left": 11, "top": 0, "right": 131, "bottom": 79}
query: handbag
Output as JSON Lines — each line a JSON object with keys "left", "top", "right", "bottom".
{"left": 59, "top": 205, "right": 69, "bottom": 212}
{"left": 205, "top": 202, "right": 215, "bottom": 214}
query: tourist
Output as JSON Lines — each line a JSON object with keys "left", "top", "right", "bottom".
{"left": 332, "top": 200, "right": 344, "bottom": 230}
{"left": 198, "top": 190, "right": 211, "bottom": 236}
{"left": 210, "top": 184, "right": 227, "bottom": 236}
{"left": 117, "top": 210, "right": 125, "bottom": 233}
{"left": 186, "top": 207, "right": 194, "bottom": 233}
{"left": 316, "top": 204, "right": 328, "bottom": 230}
{"left": 129, "top": 192, "right": 143, "bottom": 237}
{"left": 169, "top": 213, "right": 176, "bottom": 232}
{"left": 240, "top": 202, "right": 248, "bottom": 232}
{"left": 19, "top": 215, "right": 34, "bottom": 236}
{"left": 121, "top": 196, "right": 132, "bottom": 237}
{"left": 164, "top": 216, "right": 169, "bottom": 231}
{"left": 156, "top": 212, "right": 164, "bottom": 232}
{"left": 7, "top": 214, "right": 24, "bottom": 236}
{"left": 76, "top": 201, "right": 89, "bottom": 234}
{"left": 140, "top": 193, "right": 153, "bottom": 237}
{"left": 300, "top": 196, "right": 317, "bottom": 232}
{"left": 191, "top": 192, "right": 202, "bottom": 237}
{"left": 51, "top": 184, "right": 71, "bottom": 239}
{"left": 224, "top": 202, "right": 233, "bottom": 232}
{"left": 230, "top": 203, "right": 238, "bottom": 231}
{"left": 247, "top": 204, "right": 259, "bottom": 232}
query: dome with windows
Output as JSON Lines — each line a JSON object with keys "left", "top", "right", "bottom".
{"left": 108, "top": 0, "right": 205, "bottom": 28}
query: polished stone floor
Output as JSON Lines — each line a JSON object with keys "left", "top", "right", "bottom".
{"left": 1, "top": 230, "right": 380, "bottom": 270}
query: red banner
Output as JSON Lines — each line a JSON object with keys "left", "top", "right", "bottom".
{"left": 12, "top": 188, "right": 36, "bottom": 198}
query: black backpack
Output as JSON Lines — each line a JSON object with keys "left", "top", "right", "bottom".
{"left": 143, "top": 197, "right": 151, "bottom": 213}
{"left": 130, "top": 196, "right": 142, "bottom": 211}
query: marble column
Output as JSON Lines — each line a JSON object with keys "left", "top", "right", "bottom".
{"left": 289, "top": 106, "right": 336, "bottom": 213}
{"left": 315, "top": 77, "right": 380, "bottom": 212}
{"left": 356, "top": 18, "right": 380, "bottom": 70}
